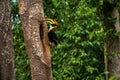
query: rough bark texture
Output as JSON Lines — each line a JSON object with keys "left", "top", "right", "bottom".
{"left": 103, "top": 1, "right": 120, "bottom": 80}
{"left": 0, "top": 0, "right": 15, "bottom": 80}
{"left": 19, "top": 0, "right": 52, "bottom": 80}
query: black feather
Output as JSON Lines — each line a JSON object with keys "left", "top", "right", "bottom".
{"left": 48, "top": 30, "right": 58, "bottom": 46}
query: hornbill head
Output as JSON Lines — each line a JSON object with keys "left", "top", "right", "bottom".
{"left": 44, "top": 18, "right": 58, "bottom": 32}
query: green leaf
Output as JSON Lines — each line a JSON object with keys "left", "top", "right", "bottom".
{"left": 89, "top": 30, "right": 95, "bottom": 40}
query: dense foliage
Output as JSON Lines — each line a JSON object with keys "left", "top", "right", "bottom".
{"left": 12, "top": 0, "right": 107, "bottom": 80}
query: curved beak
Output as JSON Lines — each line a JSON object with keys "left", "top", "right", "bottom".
{"left": 48, "top": 26, "right": 56, "bottom": 32}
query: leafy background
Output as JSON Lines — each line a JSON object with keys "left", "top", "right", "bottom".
{"left": 12, "top": 0, "right": 107, "bottom": 80}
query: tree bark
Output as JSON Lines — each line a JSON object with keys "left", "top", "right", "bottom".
{"left": 103, "top": 1, "right": 120, "bottom": 79}
{"left": 0, "top": 0, "right": 15, "bottom": 80}
{"left": 19, "top": 0, "right": 52, "bottom": 80}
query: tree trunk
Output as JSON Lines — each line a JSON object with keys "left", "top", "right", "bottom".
{"left": 0, "top": 0, "right": 15, "bottom": 80}
{"left": 19, "top": 0, "right": 52, "bottom": 80}
{"left": 103, "top": 1, "right": 120, "bottom": 79}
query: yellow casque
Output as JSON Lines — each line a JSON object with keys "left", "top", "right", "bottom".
{"left": 44, "top": 18, "right": 58, "bottom": 32}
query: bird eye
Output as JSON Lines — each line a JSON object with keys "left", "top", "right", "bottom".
{"left": 51, "top": 24, "right": 58, "bottom": 26}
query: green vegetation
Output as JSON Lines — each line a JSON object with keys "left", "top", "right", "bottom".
{"left": 12, "top": 0, "right": 112, "bottom": 80}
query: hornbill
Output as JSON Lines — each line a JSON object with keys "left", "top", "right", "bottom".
{"left": 44, "top": 18, "right": 58, "bottom": 46}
